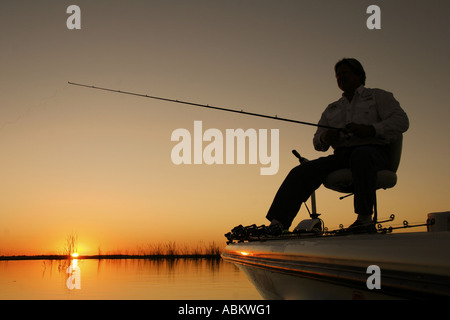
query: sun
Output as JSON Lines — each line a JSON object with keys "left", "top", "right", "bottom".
{"left": 71, "top": 252, "right": 79, "bottom": 258}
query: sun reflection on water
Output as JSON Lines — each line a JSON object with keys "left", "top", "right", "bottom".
{"left": 66, "top": 255, "right": 81, "bottom": 290}
{"left": 0, "top": 258, "right": 262, "bottom": 299}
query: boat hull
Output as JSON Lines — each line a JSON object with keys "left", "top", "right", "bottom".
{"left": 222, "top": 231, "right": 450, "bottom": 300}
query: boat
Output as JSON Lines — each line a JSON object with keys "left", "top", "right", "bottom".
{"left": 221, "top": 211, "right": 450, "bottom": 300}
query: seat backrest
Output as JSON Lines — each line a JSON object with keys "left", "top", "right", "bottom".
{"left": 388, "top": 134, "right": 403, "bottom": 172}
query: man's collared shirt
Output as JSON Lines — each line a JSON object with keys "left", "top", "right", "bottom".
{"left": 313, "top": 86, "right": 409, "bottom": 151}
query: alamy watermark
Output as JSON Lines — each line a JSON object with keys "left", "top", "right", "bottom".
{"left": 66, "top": 5, "right": 382, "bottom": 30}
{"left": 66, "top": 5, "right": 81, "bottom": 30}
{"left": 366, "top": 5, "right": 382, "bottom": 30}
{"left": 366, "top": 265, "right": 381, "bottom": 290}
{"left": 171, "top": 121, "right": 279, "bottom": 175}
{"left": 66, "top": 257, "right": 81, "bottom": 290}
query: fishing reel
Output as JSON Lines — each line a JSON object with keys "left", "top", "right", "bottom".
{"left": 225, "top": 223, "right": 285, "bottom": 243}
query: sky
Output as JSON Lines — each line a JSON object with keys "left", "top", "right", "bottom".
{"left": 0, "top": 0, "right": 449, "bottom": 256}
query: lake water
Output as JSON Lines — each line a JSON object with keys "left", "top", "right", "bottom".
{"left": 0, "top": 258, "right": 262, "bottom": 300}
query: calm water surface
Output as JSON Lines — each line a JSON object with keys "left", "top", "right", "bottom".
{"left": 0, "top": 258, "right": 262, "bottom": 300}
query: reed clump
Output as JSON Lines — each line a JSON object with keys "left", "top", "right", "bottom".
{"left": 134, "top": 241, "right": 223, "bottom": 259}
{"left": 92, "top": 241, "right": 224, "bottom": 260}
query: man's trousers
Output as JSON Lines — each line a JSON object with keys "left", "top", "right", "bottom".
{"left": 266, "top": 145, "right": 390, "bottom": 229}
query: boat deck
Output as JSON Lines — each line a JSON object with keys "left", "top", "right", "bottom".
{"left": 222, "top": 231, "right": 450, "bottom": 299}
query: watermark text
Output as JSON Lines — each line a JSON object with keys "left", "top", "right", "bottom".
{"left": 171, "top": 121, "right": 279, "bottom": 175}
{"left": 366, "top": 265, "right": 381, "bottom": 290}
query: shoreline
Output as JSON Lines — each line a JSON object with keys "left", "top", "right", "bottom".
{"left": 0, "top": 253, "right": 222, "bottom": 261}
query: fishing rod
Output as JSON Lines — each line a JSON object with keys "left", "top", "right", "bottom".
{"left": 67, "top": 82, "right": 339, "bottom": 130}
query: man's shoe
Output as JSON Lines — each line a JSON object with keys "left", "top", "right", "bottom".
{"left": 267, "top": 219, "right": 288, "bottom": 235}
{"left": 347, "top": 219, "right": 377, "bottom": 233}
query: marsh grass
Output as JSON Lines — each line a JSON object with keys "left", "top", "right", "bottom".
{"left": 0, "top": 241, "right": 224, "bottom": 261}
{"left": 123, "top": 241, "right": 223, "bottom": 259}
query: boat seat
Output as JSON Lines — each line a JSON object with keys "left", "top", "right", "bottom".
{"left": 323, "top": 134, "right": 403, "bottom": 221}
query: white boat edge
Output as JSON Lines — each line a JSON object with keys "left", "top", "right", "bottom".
{"left": 222, "top": 213, "right": 450, "bottom": 300}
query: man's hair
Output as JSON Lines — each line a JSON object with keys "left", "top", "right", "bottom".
{"left": 335, "top": 58, "right": 366, "bottom": 85}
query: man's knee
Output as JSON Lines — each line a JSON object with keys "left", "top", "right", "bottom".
{"left": 286, "top": 157, "right": 335, "bottom": 186}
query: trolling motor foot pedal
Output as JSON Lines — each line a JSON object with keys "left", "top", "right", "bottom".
{"left": 293, "top": 218, "right": 323, "bottom": 234}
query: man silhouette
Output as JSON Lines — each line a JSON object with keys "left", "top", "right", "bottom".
{"left": 266, "top": 58, "right": 409, "bottom": 230}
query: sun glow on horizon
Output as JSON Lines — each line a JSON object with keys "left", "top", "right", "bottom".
{"left": 0, "top": 1, "right": 448, "bottom": 258}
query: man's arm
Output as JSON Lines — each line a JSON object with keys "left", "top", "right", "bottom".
{"left": 372, "top": 90, "right": 409, "bottom": 137}
{"left": 313, "top": 111, "right": 336, "bottom": 151}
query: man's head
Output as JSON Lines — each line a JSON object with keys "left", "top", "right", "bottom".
{"left": 334, "top": 58, "right": 366, "bottom": 93}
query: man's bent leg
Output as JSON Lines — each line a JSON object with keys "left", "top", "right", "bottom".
{"left": 266, "top": 155, "right": 337, "bottom": 229}
{"left": 350, "top": 146, "right": 390, "bottom": 218}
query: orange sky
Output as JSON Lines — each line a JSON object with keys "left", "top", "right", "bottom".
{"left": 1, "top": 1, "right": 449, "bottom": 255}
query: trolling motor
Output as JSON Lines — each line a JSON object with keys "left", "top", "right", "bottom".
{"left": 291, "top": 150, "right": 324, "bottom": 233}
